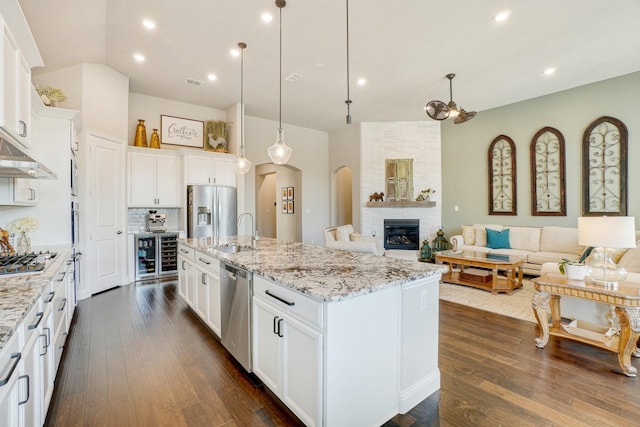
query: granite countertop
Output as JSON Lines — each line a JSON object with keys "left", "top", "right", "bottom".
{"left": 181, "top": 237, "right": 443, "bottom": 302}
{"left": 0, "top": 246, "right": 72, "bottom": 350}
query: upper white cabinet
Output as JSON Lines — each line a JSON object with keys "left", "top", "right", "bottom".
{"left": 183, "top": 150, "right": 237, "bottom": 187}
{"left": 0, "top": 0, "right": 43, "bottom": 149}
{"left": 128, "top": 148, "right": 182, "bottom": 207}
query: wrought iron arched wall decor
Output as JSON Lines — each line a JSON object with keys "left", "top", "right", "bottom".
{"left": 488, "top": 135, "right": 517, "bottom": 215}
{"left": 530, "top": 127, "right": 566, "bottom": 216}
{"left": 582, "top": 116, "right": 628, "bottom": 216}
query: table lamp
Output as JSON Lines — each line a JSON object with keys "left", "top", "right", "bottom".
{"left": 578, "top": 216, "right": 636, "bottom": 287}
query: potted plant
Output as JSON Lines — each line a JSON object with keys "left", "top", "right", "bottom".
{"left": 558, "top": 258, "right": 586, "bottom": 280}
{"left": 35, "top": 85, "right": 67, "bottom": 107}
{"left": 205, "top": 120, "right": 229, "bottom": 152}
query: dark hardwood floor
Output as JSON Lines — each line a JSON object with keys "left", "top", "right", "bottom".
{"left": 45, "top": 280, "right": 640, "bottom": 427}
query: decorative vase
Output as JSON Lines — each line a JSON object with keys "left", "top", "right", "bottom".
{"left": 133, "top": 119, "right": 148, "bottom": 147}
{"left": 16, "top": 232, "right": 31, "bottom": 253}
{"left": 150, "top": 129, "right": 161, "bottom": 149}
{"left": 565, "top": 264, "right": 587, "bottom": 281}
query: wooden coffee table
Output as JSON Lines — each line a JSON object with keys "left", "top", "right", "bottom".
{"left": 434, "top": 250, "right": 524, "bottom": 294}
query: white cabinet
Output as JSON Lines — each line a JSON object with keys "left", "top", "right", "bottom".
{"left": 253, "top": 276, "right": 322, "bottom": 426}
{"left": 21, "top": 304, "right": 44, "bottom": 427}
{"left": 184, "top": 151, "right": 237, "bottom": 187}
{"left": 178, "top": 244, "right": 195, "bottom": 307}
{"left": 128, "top": 149, "right": 182, "bottom": 207}
{"left": 0, "top": 177, "right": 38, "bottom": 206}
{"left": 0, "top": 331, "right": 21, "bottom": 427}
{"left": 194, "top": 251, "right": 221, "bottom": 336}
{"left": 0, "top": 17, "right": 31, "bottom": 147}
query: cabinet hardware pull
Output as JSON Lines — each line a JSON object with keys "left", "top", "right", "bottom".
{"left": 277, "top": 318, "right": 284, "bottom": 338}
{"left": 56, "top": 272, "right": 66, "bottom": 282}
{"left": 58, "top": 298, "right": 67, "bottom": 311}
{"left": 39, "top": 334, "right": 48, "bottom": 356}
{"left": 273, "top": 316, "right": 279, "bottom": 335}
{"left": 180, "top": 249, "right": 189, "bottom": 253}
{"left": 28, "top": 312, "right": 44, "bottom": 330}
{"left": 18, "top": 374, "right": 30, "bottom": 405}
{"left": 198, "top": 258, "right": 211, "bottom": 265}
{"left": 265, "top": 290, "right": 295, "bottom": 306}
{"left": 18, "top": 120, "right": 27, "bottom": 137}
{"left": 202, "top": 273, "right": 207, "bottom": 285}
{"left": 45, "top": 292, "right": 55, "bottom": 303}
{"left": 0, "top": 352, "right": 21, "bottom": 386}
{"left": 182, "top": 260, "right": 186, "bottom": 270}
{"left": 44, "top": 327, "right": 51, "bottom": 349}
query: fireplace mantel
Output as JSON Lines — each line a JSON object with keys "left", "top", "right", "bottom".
{"left": 365, "top": 201, "right": 436, "bottom": 208}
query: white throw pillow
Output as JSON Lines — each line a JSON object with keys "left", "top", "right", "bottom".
{"left": 461, "top": 226, "right": 475, "bottom": 245}
{"left": 508, "top": 227, "right": 541, "bottom": 252}
{"left": 618, "top": 242, "right": 640, "bottom": 273}
{"left": 335, "top": 224, "right": 355, "bottom": 242}
{"left": 350, "top": 232, "right": 362, "bottom": 241}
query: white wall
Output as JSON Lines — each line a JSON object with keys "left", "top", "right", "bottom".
{"left": 441, "top": 71, "right": 640, "bottom": 237}
{"left": 360, "top": 121, "right": 442, "bottom": 242}
{"left": 243, "top": 115, "right": 329, "bottom": 245}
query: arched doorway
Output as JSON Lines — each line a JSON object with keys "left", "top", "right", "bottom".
{"left": 331, "top": 166, "right": 353, "bottom": 226}
{"left": 255, "top": 163, "right": 302, "bottom": 242}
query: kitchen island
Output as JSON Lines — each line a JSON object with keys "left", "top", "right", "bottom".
{"left": 179, "top": 236, "right": 443, "bottom": 427}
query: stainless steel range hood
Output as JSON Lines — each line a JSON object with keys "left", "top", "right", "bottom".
{"left": 0, "top": 130, "right": 57, "bottom": 179}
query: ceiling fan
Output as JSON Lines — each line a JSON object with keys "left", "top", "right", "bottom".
{"left": 424, "top": 73, "right": 476, "bottom": 124}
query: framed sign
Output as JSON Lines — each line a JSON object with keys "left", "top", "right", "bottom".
{"left": 161, "top": 115, "right": 204, "bottom": 148}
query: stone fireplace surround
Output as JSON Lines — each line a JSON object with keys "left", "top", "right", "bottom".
{"left": 360, "top": 121, "right": 442, "bottom": 244}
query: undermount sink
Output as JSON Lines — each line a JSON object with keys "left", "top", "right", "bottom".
{"left": 213, "top": 244, "right": 254, "bottom": 254}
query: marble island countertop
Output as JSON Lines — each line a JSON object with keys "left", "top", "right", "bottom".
{"left": 0, "top": 246, "right": 72, "bottom": 350}
{"left": 181, "top": 237, "right": 444, "bottom": 302}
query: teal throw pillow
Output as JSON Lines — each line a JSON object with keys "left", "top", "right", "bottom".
{"left": 486, "top": 228, "right": 511, "bottom": 249}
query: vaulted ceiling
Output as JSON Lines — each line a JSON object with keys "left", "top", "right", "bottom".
{"left": 19, "top": 0, "right": 640, "bottom": 131}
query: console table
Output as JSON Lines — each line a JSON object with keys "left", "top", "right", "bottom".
{"left": 532, "top": 273, "right": 640, "bottom": 377}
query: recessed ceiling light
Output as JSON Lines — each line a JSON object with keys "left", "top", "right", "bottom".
{"left": 543, "top": 67, "right": 557, "bottom": 76}
{"left": 357, "top": 78, "right": 367, "bottom": 86}
{"left": 142, "top": 19, "right": 156, "bottom": 30}
{"left": 133, "top": 53, "right": 145, "bottom": 62}
{"left": 494, "top": 10, "right": 511, "bottom": 22}
{"left": 261, "top": 12, "right": 273, "bottom": 23}
{"left": 207, "top": 74, "right": 217, "bottom": 81}
{"left": 230, "top": 48, "right": 240, "bottom": 57}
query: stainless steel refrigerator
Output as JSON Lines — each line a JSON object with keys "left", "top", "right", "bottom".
{"left": 187, "top": 185, "right": 237, "bottom": 239}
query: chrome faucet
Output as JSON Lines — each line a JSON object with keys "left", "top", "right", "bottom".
{"left": 237, "top": 212, "right": 257, "bottom": 248}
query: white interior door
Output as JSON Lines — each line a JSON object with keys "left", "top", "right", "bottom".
{"left": 87, "top": 132, "right": 125, "bottom": 295}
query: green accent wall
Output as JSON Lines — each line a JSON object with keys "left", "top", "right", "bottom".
{"left": 441, "top": 71, "right": 640, "bottom": 238}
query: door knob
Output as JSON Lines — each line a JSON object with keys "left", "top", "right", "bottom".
{"left": 116, "top": 230, "right": 123, "bottom": 235}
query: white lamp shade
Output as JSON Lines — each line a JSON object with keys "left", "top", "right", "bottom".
{"left": 578, "top": 216, "right": 636, "bottom": 248}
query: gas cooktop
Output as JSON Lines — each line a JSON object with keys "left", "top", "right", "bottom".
{"left": 0, "top": 251, "right": 58, "bottom": 276}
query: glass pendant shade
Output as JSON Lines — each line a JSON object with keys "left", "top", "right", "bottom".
{"left": 235, "top": 153, "right": 252, "bottom": 175}
{"left": 268, "top": 128, "right": 292, "bottom": 165}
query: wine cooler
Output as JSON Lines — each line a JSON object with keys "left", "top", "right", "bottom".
{"left": 134, "top": 232, "right": 179, "bottom": 281}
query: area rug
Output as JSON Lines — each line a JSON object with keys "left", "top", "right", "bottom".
{"left": 439, "top": 279, "right": 536, "bottom": 323}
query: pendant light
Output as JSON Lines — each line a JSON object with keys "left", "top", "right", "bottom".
{"left": 235, "top": 42, "right": 252, "bottom": 175}
{"left": 267, "top": 0, "right": 293, "bottom": 165}
{"left": 344, "top": 0, "right": 352, "bottom": 124}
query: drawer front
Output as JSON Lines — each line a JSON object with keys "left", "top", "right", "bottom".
{"left": 195, "top": 251, "right": 218, "bottom": 273}
{"left": 178, "top": 244, "right": 195, "bottom": 260}
{"left": 0, "top": 329, "right": 20, "bottom": 388}
{"left": 254, "top": 275, "right": 323, "bottom": 329}
{"left": 51, "top": 279, "right": 68, "bottom": 333}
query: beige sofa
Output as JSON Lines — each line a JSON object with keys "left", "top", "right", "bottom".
{"left": 323, "top": 225, "right": 385, "bottom": 256}
{"left": 452, "top": 224, "right": 586, "bottom": 275}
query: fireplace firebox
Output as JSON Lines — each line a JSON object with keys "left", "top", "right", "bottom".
{"left": 384, "top": 219, "right": 419, "bottom": 250}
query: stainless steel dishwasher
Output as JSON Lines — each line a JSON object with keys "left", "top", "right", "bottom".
{"left": 220, "top": 262, "right": 253, "bottom": 372}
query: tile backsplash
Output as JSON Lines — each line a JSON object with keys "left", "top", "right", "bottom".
{"left": 128, "top": 208, "right": 181, "bottom": 232}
